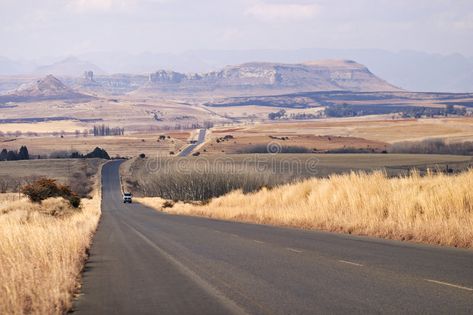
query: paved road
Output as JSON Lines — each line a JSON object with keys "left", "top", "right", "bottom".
{"left": 178, "top": 129, "right": 206, "bottom": 157}
{"left": 74, "top": 160, "right": 473, "bottom": 314}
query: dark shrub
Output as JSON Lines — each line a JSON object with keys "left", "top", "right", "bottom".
{"left": 21, "top": 178, "right": 81, "bottom": 208}
{"left": 85, "top": 147, "right": 110, "bottom": 159}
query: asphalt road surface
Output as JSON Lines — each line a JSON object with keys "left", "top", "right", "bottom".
{"left": 178, "top": 128, "right": 206, "bottom": 157}
{"left": 74, "top": 160, "right": 473, "bottom": 314}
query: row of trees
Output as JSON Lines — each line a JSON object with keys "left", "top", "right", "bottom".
{"left": 0, "top": 128, "right": 125, "bottom": 138}
{"left": 324, "top": 104, "right": 470, "bottom": 118}
{"left": 92, "top": 125, "right": 125, "bottom": 137}
{"left": 50, "top": 147, "right": 111, "bottom": 160}
{"left": 268, "top": 109, "right": 320, "bottom": 121}
{"left": 160, "top": 121, "right": 214, "bottom": 130}
{"left": 0, "top": 131, "right": 39, "bottom": 137}
{"left": 0, "top": 146, "right": 29, "bottom": 161}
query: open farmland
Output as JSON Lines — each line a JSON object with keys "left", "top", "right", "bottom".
{"left": 0, "top": 131, "right": 190, "bottom": 158}
{"left": 0, "top": 158, "right": 105, "bottom": 197}
{"left": 197, "top": 117, "right": 473, "bottom": 155}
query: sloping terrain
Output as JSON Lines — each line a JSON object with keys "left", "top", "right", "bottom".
{"left": 35, "top": 57, "right": 105, "bottom": 76}
{"left": 206, "top": 90, "right": 473, "bottom": 111}
{"left": 0, "top": 75, "right": 92, "bottom": 102}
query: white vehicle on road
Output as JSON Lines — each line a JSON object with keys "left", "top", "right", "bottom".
{"left": 123, "top": 192, "right": 132, "bottom": 203}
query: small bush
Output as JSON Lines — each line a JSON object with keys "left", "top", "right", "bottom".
{"left": 162, "top": 200, "right": 175, "bottom": 208}
{"left": 21, "top": 178, "right": 81, "bottom": 208}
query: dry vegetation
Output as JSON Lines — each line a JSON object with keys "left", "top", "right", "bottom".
{"left": 139, "top": 169, "right": 473, "bottom": 248}
{"left": 0, "top": 131, "right": 189, "bottom": 158}
{"left": 122, "top": 154, "right": 473, "bottom": 200}
{"left": 0, "top": 162, "right": 104, "bottom": 315}
{"left": 197, "top": 117, "right": 473, "bottom": 155}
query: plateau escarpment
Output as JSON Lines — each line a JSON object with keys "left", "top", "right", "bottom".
{"left": 140, "top": 60, "right": 401, "bottom": 95}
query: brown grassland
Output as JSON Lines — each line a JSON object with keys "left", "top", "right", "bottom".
{"left": 0, "top": 131, "right": 190, "bottom": 158}
{"left": 138, "top": 168, "right": 473, "bottom": 248}
{"left": 204, "top": 117, "right": 473, "bottom": 155}
{"left": 0, "top": 161, "right": 105, "bottom": 315}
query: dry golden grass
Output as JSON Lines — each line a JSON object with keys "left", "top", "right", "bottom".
{"left": 228, "top": 117, "right": 473, "bottom": 143}
{"left": 0, "top": 193, "right": 101, "bottom": 315}
{"left": 0, "top": 162, "right": 104, "bottom": 315}
{"left": 138, "top": 169, "right": 473, "bottom": 248}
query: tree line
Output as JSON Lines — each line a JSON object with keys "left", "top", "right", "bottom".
{"left": 93, "top": 125, "right": 125, "bottom": 137}
{"left": 0, "top": 146, "right": 29, "bottom": 161}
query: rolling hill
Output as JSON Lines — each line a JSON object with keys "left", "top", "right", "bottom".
{"left": 0, "top": 75, "right": 93, "bottom": 102}
{"left": 35, "top": 57, "right": 105, "bottom": 77}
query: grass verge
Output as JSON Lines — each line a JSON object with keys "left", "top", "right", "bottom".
{"left": 0, "top": 165, "right": 104, "bottom": 314}
{"left": 137, "top": 169, "right": 473, "bottom": 248}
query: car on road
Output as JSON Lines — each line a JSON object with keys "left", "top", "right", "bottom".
{"left": 123, "top": 192, "right": 133, "bottom": 203}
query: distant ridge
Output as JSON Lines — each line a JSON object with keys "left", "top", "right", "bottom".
{"left": 35, "top": 57, "right": 105, "bottom": 77}
{"left": 139, "top": 59, "right": 401, "bottom": 96}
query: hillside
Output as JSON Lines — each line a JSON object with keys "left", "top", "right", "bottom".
{"left": 140, "top": 60, "right": 401, "bottom": 96}
{"left": 35, "top": 57, "right": 105, "bottom": 77}
{"left": 0, "top": 75, "right": 92, "bottom": 102}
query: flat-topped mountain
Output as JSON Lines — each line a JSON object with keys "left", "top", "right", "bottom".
{"left": 140, "top": 60, "right": 401, "bottom": 95}
{"left": 0, "top": 75, "right": 92, "bottom": 102}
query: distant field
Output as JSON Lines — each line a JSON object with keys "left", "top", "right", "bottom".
{"left": 0, "top": 96, "right": 228, "bottom": 133}
{"left": 239, "top": 117, "right": 473, "bottom": 143}
{"left": 199, "top": 117, "right": 473, "bottom": 154}
{"left": 0, "top": 159, "right": 105, "bottom": 196}
{"left": 0, "top": 131, "right": 190, "bottom": 157}
{"left": 0, "top": 159, "right": 102, "bottom": 182}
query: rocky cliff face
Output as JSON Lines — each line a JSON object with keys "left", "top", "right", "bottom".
{"left": 143, "top": 60, "right": 401, "bottom": 95}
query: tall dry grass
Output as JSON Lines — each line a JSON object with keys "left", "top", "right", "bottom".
{"left": 138, "top": 169, "right": 473, "bottom": 248}
{"left": 0, "top": 163, "right": 103, "bottom": 315}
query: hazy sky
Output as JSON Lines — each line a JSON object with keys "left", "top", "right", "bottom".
{"left": 1, "top": 0, "right": 472, "bottom": 59}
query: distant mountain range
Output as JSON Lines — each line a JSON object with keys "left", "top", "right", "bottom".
{"left": 0, "top": 48, "right": 471, "bottom": 93}
{"left": 34, "top": 57, "right": 105, "bottom": 76}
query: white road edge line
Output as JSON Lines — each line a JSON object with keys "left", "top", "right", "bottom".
{"left": 286, "top": 248, "right": 303, "bottom": 253}
{"left": 123, "top": 222, "right": 248, "bottom": 315}
{"left": 253, "top": 240, "right": 264, "bottom": 244}
{"left": 425, "top": 279, "right": 473, "bottom": 292}
{"left": 338, "top": 260, "right": 364, "bottom": 267}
